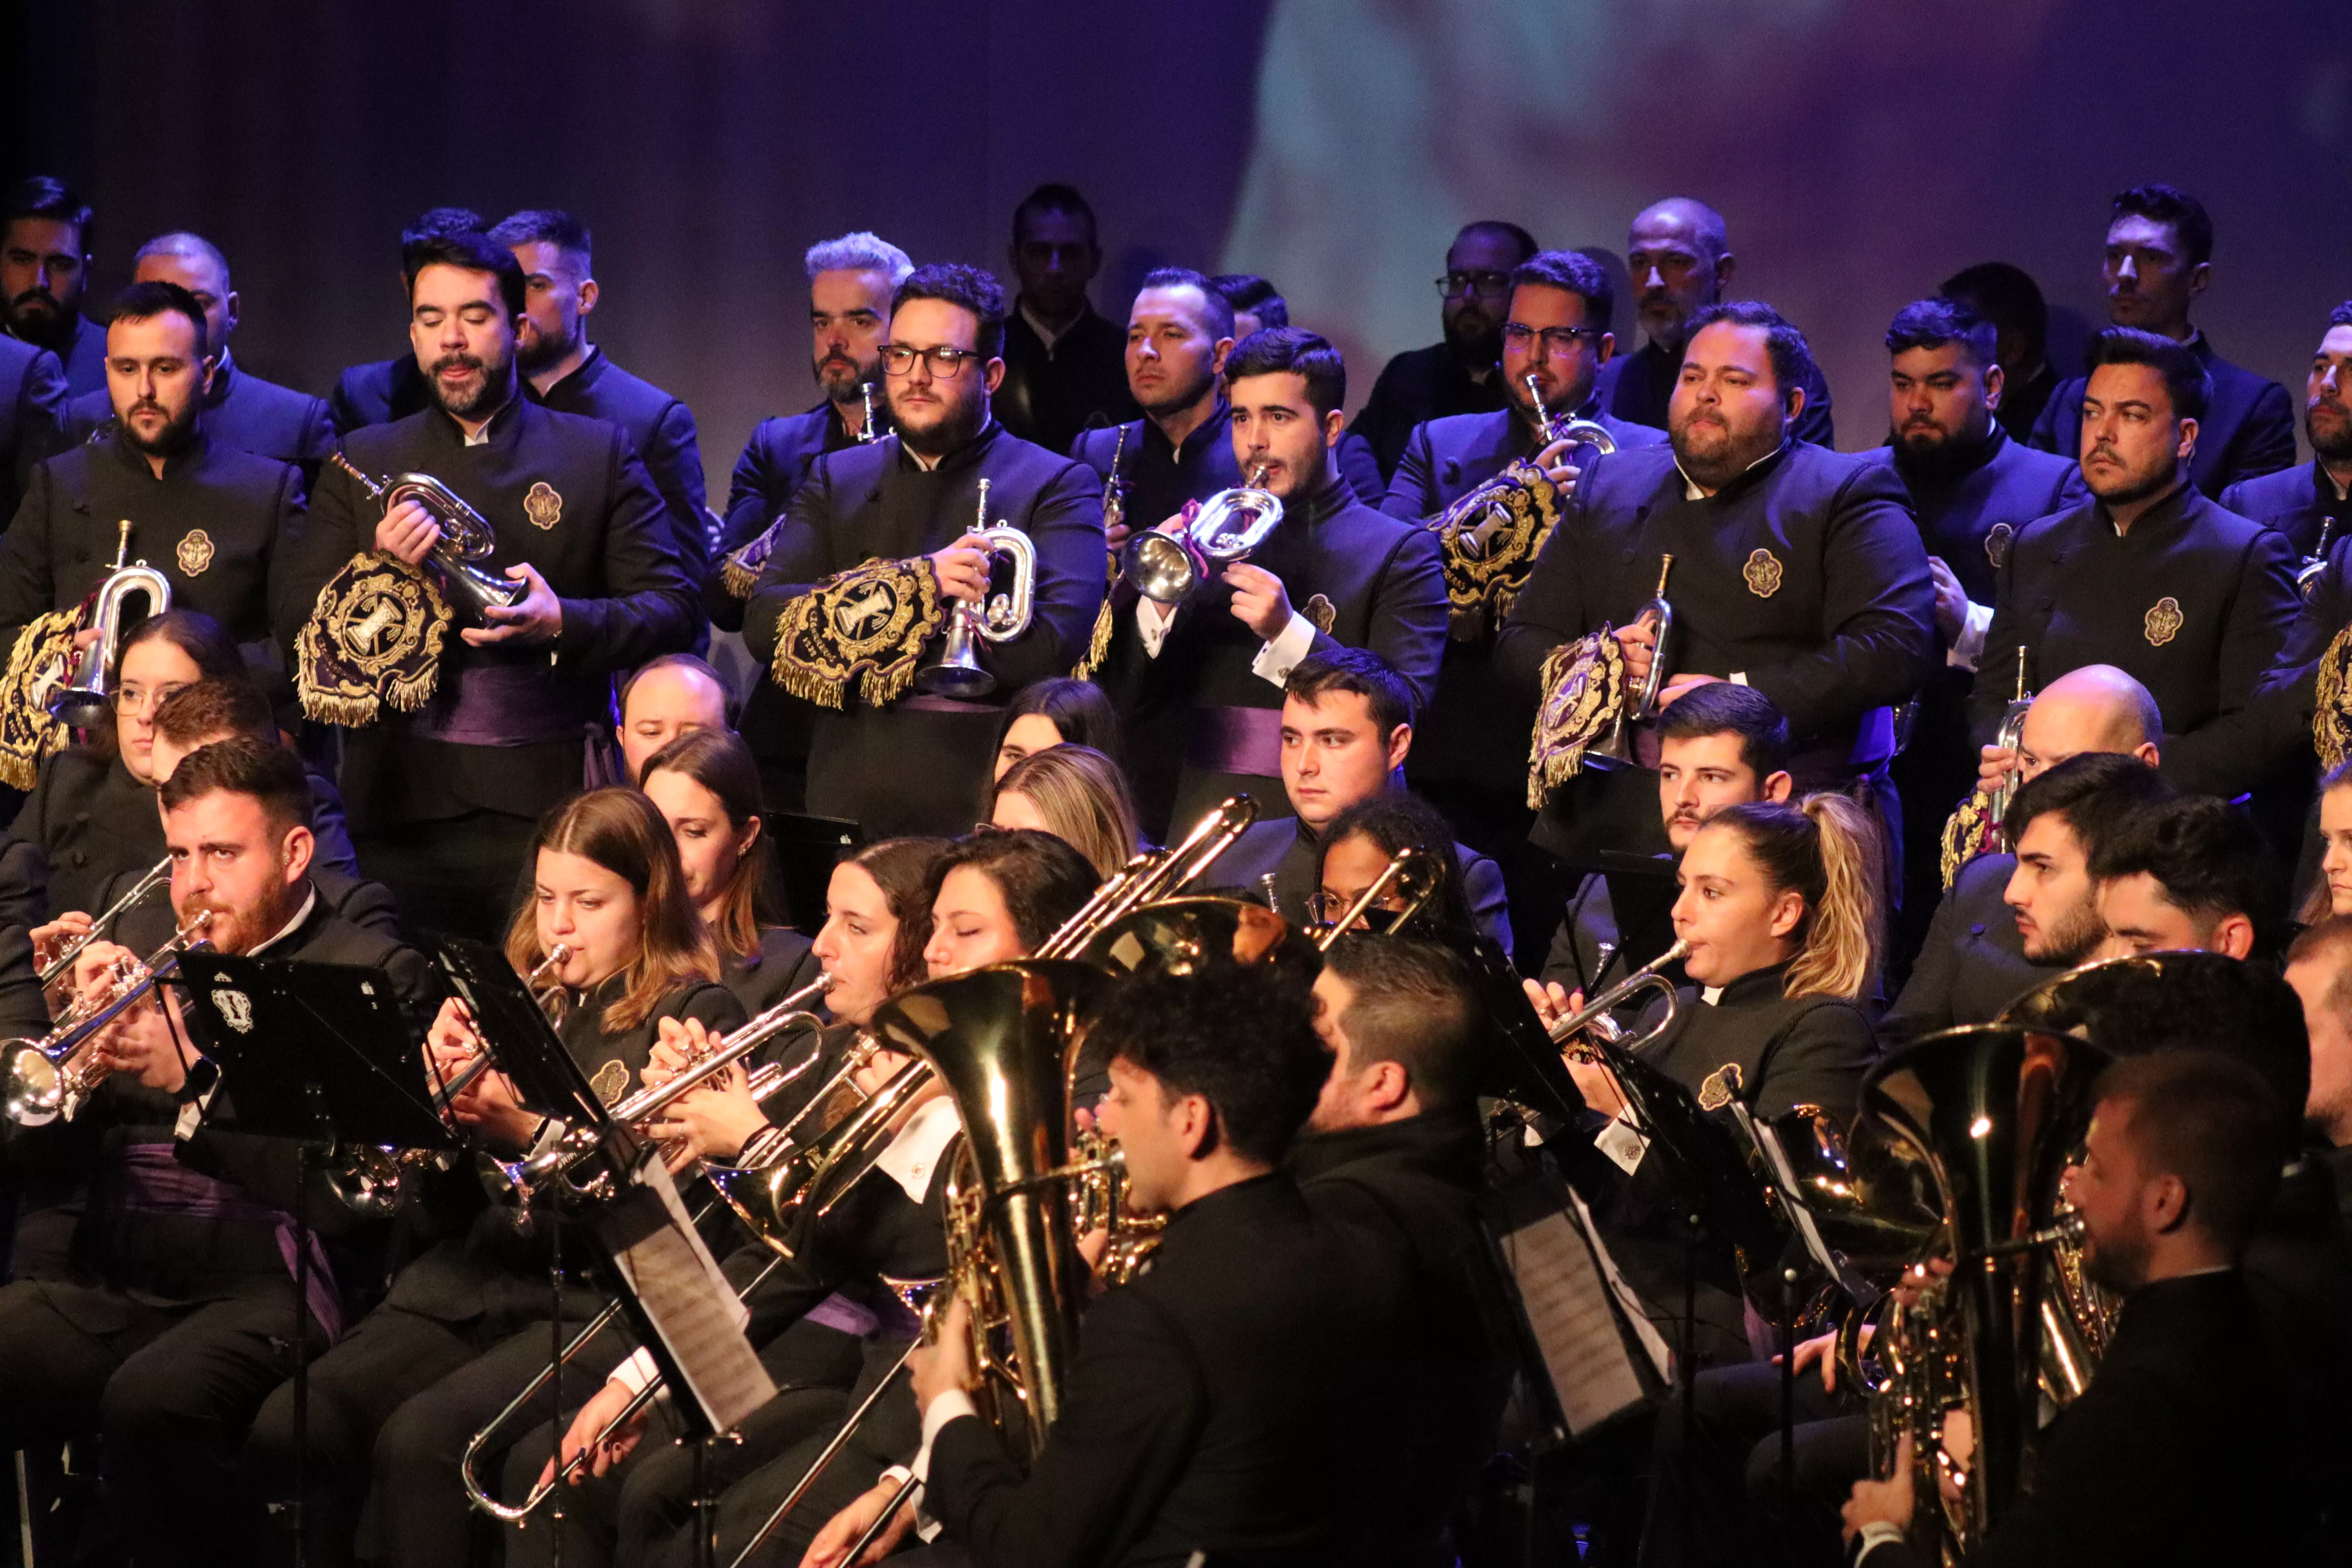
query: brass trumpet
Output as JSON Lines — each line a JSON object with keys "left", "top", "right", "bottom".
{"left": 39, "top": 854, "right": 171, "bottom": 987}
{"left": 330, "top": 452, "right": 528, "bottom": 624}
{"left": 49, "top": 519, "right": 173, "bottom": 729}
{"left": 1122, "top": 465, "right": 1284, "bottom": 605}
{"left": 916, "top": 478, "right": 1038, "bottom": 699}
{"left": 4, "top": 913, "right": 214, "bottom": 1126}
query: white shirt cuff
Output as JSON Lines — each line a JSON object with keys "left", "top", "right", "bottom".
{"left": 1135, "top": 595, "right": 1176, "bottom": 658}
{"left": 1729, "top": 671, "right": 1748, "bottom": 686}
{"left": 610, "top": 1346, "right": 661, "bottom": 1398}
{"left": 918, "top": 1388, "right": 980, "bottom": 1459}
{"left": 1855, "top": 1521, "right": 1908, "bottom": 1559}
{"left": 1947, "top": 599, "right": 1993, "bottom": 670}
{"left": 1250, "top": 609, "right": 1318, "bottom": 688}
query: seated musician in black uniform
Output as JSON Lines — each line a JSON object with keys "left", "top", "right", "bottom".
{"left": 904, "top": 960, "right": 1416, "bottom": 1568}
{"left": 1974, "top": 325, "right": 2297, "bottom": 801}
{"left": 1992, "top": 752, "right": 2176, "bottom": 974}
{"left": 1843, "top": 1051, "right": 2312, "bottom": 1565}
{"left": 987, "top": 743, "right": 1143, "bottom": 880}
{"left": 2026, "top": 183, "right": 2296, "bottom": 499}
{"left": 1499, "top": 301, "right": 1933, "bottom": 870}
{"left": 986, "top": 673, "right": 1124, "bottom": 784}
{"left": 640, "top": 726, "right": 821, "bottom": 1014}
{"left": 0, "top": 281, "right": 307, "bottom": 676}
{"left": 326, "top": 206, "right": 485, "bottom": 434}
{"left": 2311, "top": 762, "right": 2352, "bottom": 924}
{"left": 241, "top": 788, "right": 742, "bottom": 1568}
{"left": 62, "top": 233, "right": 335, "bottom": 471}
{"left": 1211, "top": 648, "right": 1506, "bottom": 945}
{"left": 1312, "top": 791, "right": 1512, "bottom": 956}
{"left": 1382, "top": 248, "right": 1666, "bottom": 857}
{"left": 1091, "top": 327, "right": 1446, "bottom": 834}
{"left": 2218, "top": 301, "right": 2352, "bottom": 559}
{"left": 515, "top": 830, "right": 1096, "bottom": 1568}
{"left": 2284, "top": 916, "right": 2352, "bottom": 1228}
{"left": 0, "top": 738, "right": 432, "bottom": 1568}
{"left": 741, "top": 262, "right": 1107, "bottom": 840}
{"left": 1888, "top": 666, "right": 2163, "bottom": 1041}
{"left": 2085, "top": 793, "right": 2278, "bottom": 963}
{"left": 290, "top": 229, "right": 701, "bottom": 942}
{"left": 1301, "top": 935, "right": 1515, "bottom": 1566}
{"left": 14, "top": 609, "right": 250, "bottom": 919}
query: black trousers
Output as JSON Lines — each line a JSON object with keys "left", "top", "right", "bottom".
{"left": 1637, "top": 1360, "right": 1868, "bottom": 1568}
{"left": 243, "top": 1299, "right": 625, "bottom": 1568}
{"left": 0, "top": 1277, "right": 314, "bottom": 1568}
{"left": 352, "top": 809, "right": 540, "bottom": 945}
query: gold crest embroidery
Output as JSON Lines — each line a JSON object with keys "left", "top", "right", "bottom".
{"left": 524, "top": 481, "right": 563, "bottom": 530}
{"left": 2314, "top": 622, "right": 2352, "bottom": 770}
{"left": 295, "top": 553, "right": 454, "bottom": 727}
{"left": 2143, "top": 596, "right": 2184, "bottom": 647}
{"left": 1984, "top": 522, "right": 2013, "bottom": 569}
{"left": 1303, "top": 593, "right": 1337, "bottom": 636}
{"left": 1696, "top": 1062, "right": 1744, "bottom": 1112}
{"left": 1525, "top": 628, "right": 1626, "bottom": 807}
{"left": 176, "top": 528, "right": 216, "bottom": 576}
{"left": 1938, "top": 789, "right": 1998, "bottom": 891}
{"left": 1429, "top": 460, "right": 1562, "bottom": 641}
{"left": 1743, "top": 548, "right": 1784, "bottom": 599}
{"left": 769, "top": 557, "right": 946, "bottom": 710}
{"left": 0, "top": 608, "right": 77, "bottom": 788}
{"left": 590, "top": 1058, "right": 631, "bottom": 1107}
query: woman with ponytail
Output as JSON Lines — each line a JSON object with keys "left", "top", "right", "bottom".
{"left": 1565, "top": 791, "right": 1882, "bottom": 1125}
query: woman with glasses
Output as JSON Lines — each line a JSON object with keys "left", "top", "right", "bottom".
{"left": 1312, "top": 791, "right": 1507, "bottom": 952}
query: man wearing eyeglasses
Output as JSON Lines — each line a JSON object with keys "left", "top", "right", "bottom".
{"left": 1347, "top": 220, "right": 1539, "bottom": 484}
{"left": 744, "top": 263, "right": 1107, "bottom": 838}
{"left": 1593, "top": 198, "right": 1836, "bottom": 448}
{"left": 1379, "top": 251, "right": 1668, "bottom": 862}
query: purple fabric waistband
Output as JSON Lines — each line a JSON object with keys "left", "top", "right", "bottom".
{"left": 1186, "top": 704, "right": 1283, "bottom": 778}
{"left": 120, "top": 1143, "right": 343, "bottom": 1341}
{"left": 804, "top": 1291, "right": 879, "bottom": 1337}
{"left": 407, "top": 660, "right": 599, "bottom": 747}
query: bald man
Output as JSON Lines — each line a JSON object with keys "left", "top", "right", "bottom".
{"left": 63, "top": 232, "right": 334, "bottom": 470}
{"left": 1593, "top": 197, "right": 1835, "bottom": 446}
{"left": 1889, "top": 664, "right": 2161, "bottom": 1040}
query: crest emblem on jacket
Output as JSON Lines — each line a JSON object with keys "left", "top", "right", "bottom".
{"left": 177, "top": 529, "right": 216, "bottom": 576}
{"left": 1303, "top": 593, "right": 1337, "bottom": 635}
{"left": 1984, "top": 522, "right": 2014, "bottom": 569}
{"left": 524, "top": 481, "right": 563, "bottom": 530}
{"left": 1742, "top": 548, "right": 1784, "bottom": 599}
{"left": 2143, "top": 596, "right": 2184, "bottom": 647}
{"left": 211, "top": 987, "right": 254, "bottom": 1034}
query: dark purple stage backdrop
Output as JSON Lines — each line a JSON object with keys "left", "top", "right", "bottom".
{"left": 15, "top": 0, "right": 2352, "bottom": 486}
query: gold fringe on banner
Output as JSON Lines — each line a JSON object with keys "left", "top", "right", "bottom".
{"left": 2315, "top": 622, "right": 2352, "bottom": 773}
{"left": 1525, "top": 627, "right": 1624, "bottom": 809}
{"left": 768, "top": 557, "right": 944, "bottom": 710}
{"left": 296, "top": 553, "right": 452, "bottom": 728}
{"left": 1938, "top": 790, "right": 1996, "bottom": 891}
{"left": 0, "top": 609, "right": 78, "bottom": 790}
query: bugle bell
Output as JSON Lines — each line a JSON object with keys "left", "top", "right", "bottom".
{"left": 330, "top": 452, "right": 528, "bottom": 625}
{"left": 916, "top": 478, "right": 1038, "bottom": 699}
{"left": 49, "top": 519, "right": 172, "bottom": 729}
{"left": 1122, "top": 465, "right": 1284, "bottom": 605}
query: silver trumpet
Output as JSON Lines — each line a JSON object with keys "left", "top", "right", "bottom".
{"left": 2298, "top": 515, "right": 2336, "bottom": 603}
{"left": 330, "top": 452, "right": 527, "bottom": 624}
{"left": 5, "top": 913, "right": 214, "bottom": 1126}
{"left": 857, "top": 383, "right": 882, "bottom": 444}
{"left": 1547, "top": 937, "right": 1692, "bottom": 1056}
{"left": 1122, "top": 464, "right": 1284, "bottom": 604}
{"left": 915, "top": 478, "right": 1037, "bottom": 700}
{"left": 49, "top": 519, "right": 172, "bottom": 729}
{"left": 1588, "top": 554, "right": 1677, "bottom": 768}
{"left": 1524, "top": 372, "right": 1619, "bottom": 459}
{"left": 39, "top": 854, "right": 171, "bottom": 987}
{"left": 1985, "top": 646, "right": 2033, "bottom": 849}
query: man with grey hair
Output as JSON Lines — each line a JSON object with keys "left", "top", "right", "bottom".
{"left": 492, "top": 208, "right": 709, "bottom": 579}
{"left": 1592, "top": 196, "right": 1835, "bottom": 445}
{"left": 64, "top": 230, "right": 334, "bottom": 469}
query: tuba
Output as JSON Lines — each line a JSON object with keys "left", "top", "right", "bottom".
{"left": 49, "top": 520, "right": 172, "bottom": 729}
{"left": 329, "top": 452, "right": 528, "bottom": 624}
{"left": 1122, "top": 465, "right": 1284, "bottom": 606}
{"left": 915, "top": 477, "right": 1037, "bottom": 700}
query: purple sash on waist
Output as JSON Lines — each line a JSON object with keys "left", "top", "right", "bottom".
{"left": 407, "top": 659, "right": 599, "bottom": 748}
{"left": 121, "top": 1143, "right": 343, "bottom": 1341}
{"left": 804, "top": 1287, "right": 924, "bottom": 1343}
{"left": 1185, "top": 704, "right": 1283, "bottom": 778}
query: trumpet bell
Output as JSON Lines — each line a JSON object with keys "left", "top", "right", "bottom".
{"left": 4, "top": 1043, "right": 65, "bottom": 1127}
{"left": 1122, "top": 483, "right": 1285, "bottom": 605}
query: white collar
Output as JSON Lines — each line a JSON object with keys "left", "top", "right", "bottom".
{"left": 249, "top": 884, "right": 319, "bottom": 956}
{"left": 1020, "top": 298, "right": 1081, "bottom": 351}
{"left": 1699, "top": 984, "right": 1724, "bottom": 1006}
{"left": 1679, "top": 442, "right": 1782, "bottom": 500}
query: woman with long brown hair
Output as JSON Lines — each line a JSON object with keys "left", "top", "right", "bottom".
{"left": 986, "top": 743, "right": 1143, "bottom": 880}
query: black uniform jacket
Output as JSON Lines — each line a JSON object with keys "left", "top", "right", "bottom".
{"left": 1293, "top": 1109, "right": 1515, "bottom": 1565}
{"left": 1635, "top": 962, "right": 1875, "bottom": 1124}
{"left": 1856, "top": 429, "right": 2087, "bottom": 612}
{"left": 719, "top": 924, "right": 823, "bottom": 1020}
{"left": 1881, "top": 853, "right": 2059, "bottom": 1045}
{"left": 1594, "top": 337, "right": 1835, "bottom": 448}
{"left": 0, "top": 332, "right": 68, "bottom": 526}
{"left": 528, "top": 346, "right": 709, "bottom": 581}
{"left": 328, "top": 354, "right": 432, "bottom": 435}
{"left": 741, "top": 421, "right": 1106, "bottom": 838}
{"left": 1209, "top": 813, "right": 1511, "bottom": 958}
{"left": 1347, "top": 342, "right": 1513, "bottom": 483}
{"left": 292, "top": 395, "right": 701, "bottom": 830}
{"left": 1381, "top": 403, "right": 1665, "bottom": 797}
{"left": 0, "top": 426, "right": 307, "bottom": 661}
{"left": 995, "top": 301, "right": 1138, "bottom": 461}
{"left": 1498, "top": 439, "right": 1934, "bottom": 802}
{"left": 926, "top": 1170, "right": 1416, "bottom": 1568}
{"left": 1968, "top": 482, "right": 2296, "bottom": 795}
{"left": 0, "top": 832, "right": 48, "bottom": 1035}
{"left": 13, "top": 315, "right": 106, "bottom": 399}
{"left": 2223, "top": 457, "right": 2347, "bottom": 561}
{"left": 1094, "top": 478, "right": 1447, "bottom": 835}
{"left": 715, "top": 401, "right": 862, "bottom": 572}
{"left": 382, "top": 974, "right": 744, "bottom": 1324}
{"left": 1860, "top": 1271, "right": 2304, "bottom": 1568}
{"left": 66, "top": 351, "right": 336, "bottom": 471}
{"left": 1068, "top": 402, "right": 1243, "bottom": 545}
{"left": 2029, "top": 334, "right": 2298, "bottom": 499}
{"left": 2250, "top": 527, "right": 2352, "bottom": 775}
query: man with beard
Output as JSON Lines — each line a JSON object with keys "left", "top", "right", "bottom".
{"left": 1844, "top": 1051, "right": 2307, "bottom": 1566}
{"left": 2, "top": 176, "right": 106, "bottom": 397}
{"left": 1592, "top": 198, "right": 1834, "bottom": 448}
{"left": 1092, "top": 328, "right": 1446, "bottom": 833}
{"left": 2029, "top": 184, "right": 2296, "bottom": 499}
{"left": 1862, "top": 298, "right": 2086, "bottom": 937}
{"left": 1348, "top": 220, "right": 1537, "bottom": 482}
{"left": 327, "top": 206, "right": 486, "bottom": 433}
{"left": 1382, "top": 249, "right": 1667, "bottom": 860}
{"left": 0, "top": 738, "right": 434, "bottom": 1568}
{"left": 492, "top": 209, "right": 710, "bottom": 581}
{"left": 0, "top": 282, "right": 305, "bottom": 666}
{"left": 1206, "top": 272, "right": 1387, "bottom": 505}
{"left": 1972, "top": 328, "right": 2297, "bottom": 801}
{"left": 1498, "top": 301, "right": 1932, "bottom": 870}
{"left": 1942, "top": 261, "right": 2063, "bottom": 443}
{"left": 1998, "top": 751, "right": 2176, "bottom": 972}
{"left": 289, "top": 230, "right": 699, "bottom": 939}
{"left": 62, "top": 232, "right": 335, "bottom": 473}
{"left": 2221, "top": 302, "right": 2352, "bottom": 561}
{"left": 743, "top": 263, "right": 1107, "bottom": 837}
{"left": 992, "top": 183, "right": 1136, "bottom": 458}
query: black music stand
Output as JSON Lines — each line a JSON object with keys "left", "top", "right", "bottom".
{"left": 182, "top": 954, "right": 452, "bottom": 1568}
